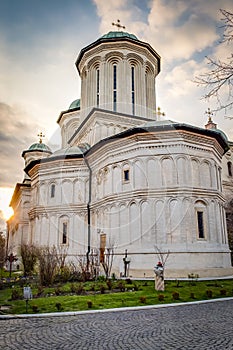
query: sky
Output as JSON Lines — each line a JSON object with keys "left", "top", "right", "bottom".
{"left": 0, "top": 0, "right": 233, "bottom": 230}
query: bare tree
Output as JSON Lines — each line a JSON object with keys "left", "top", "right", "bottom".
{"left": 101, "top": 240, "right": 115, "bottom": 279}
{"left": 20, "top": 243, "right": 39, "bottom": 276}
{"left": 0, "top": 232, "right": 6, "bottom": 269}
{"left": 225, "top": 199, "right": 233, "bottom": 264}
{"left": 38, "top": 246, "right": 59, "bottom": 286}
{"left": 194, "top": 9, "right": 233, "bottom": 114}
{"left": 154, "top": 246, "right": 170, "bottom": 269}
{"left": 77, "top": 249, "right": 99, "bottom": 281}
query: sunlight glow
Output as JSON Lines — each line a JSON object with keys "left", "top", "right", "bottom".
{"left": 0, "top": 187, "right": 14, "bottom": 220}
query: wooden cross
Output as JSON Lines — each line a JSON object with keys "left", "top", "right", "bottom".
{"left": 205, "top": 107, "right": 213, "bottom": 122}
{"left": 155, "top": 106, "right": 165, "bottom": 120}
{"left": 112, "top": 19, "right": 126, "bottom": 31}
{"left": 37, "top": 132, "right": 45, "bottom": 144}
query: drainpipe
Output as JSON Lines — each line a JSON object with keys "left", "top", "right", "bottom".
{"left": 82, "top": 154, "right": 92, "bottom": 271}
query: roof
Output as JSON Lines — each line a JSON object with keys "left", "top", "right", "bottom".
{"left": 87, "top": 120, "right": 230, "bottom": 155}
{"left": 24, "top": 120, "right": 229, "bottom": 174}
{"left": 28, "top": 142, "right": 51, "bottom": 152}
{"left": 22, "top": 142, "right": 52, "bottom": 157}
{"left": 69, "top": 99, "right": 80, "bottom": 110}
{"left": 101, "top": 31, "right": 138, "bottom": 40}
{"left": 49, "top": 144, "right": 90, "bottom": 159}
{"left": 76, "top": 31, "right": 161, "bottom": 74}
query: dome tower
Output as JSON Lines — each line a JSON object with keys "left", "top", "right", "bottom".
{"left": 76, "top": 29, "right": 161, "bottom": 121}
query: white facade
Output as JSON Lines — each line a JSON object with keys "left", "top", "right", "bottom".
{"left": 7, "top": 31, "right": 233, "bottom": 278}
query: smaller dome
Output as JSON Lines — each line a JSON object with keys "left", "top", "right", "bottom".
{"left": 28, "top": 142, "right": 51, "bottom": 152}
{"left": 50, "top": 144, "right": 90, "bottom": 158}
{"left": 101, "top": 31, "right": 138, "bottom": 40}
{"left": 69, "top": 99, "right": 80, "bottom": 110}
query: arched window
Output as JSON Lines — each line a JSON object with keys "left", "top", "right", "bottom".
{"left": 113, "top": 64, "right": 117, "bottom": 111}
{"left": 195, "top": 201, "right": 207, "bottom": 239}
{"left": 62, "top": 222, "right": 68, "bottom": 244}
{"left": 131, "top": 66, "right": 135, "bottom": 115}
{"left": 96, "top": 68, "right": 100, "bottom": 107}
{"left": 227, "top": 161, "right": 232, "bottom": 177}
{"left": 51, "top": 184, "right": 55, "bottom": 198}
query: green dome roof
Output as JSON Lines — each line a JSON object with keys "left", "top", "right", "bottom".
{"left": 50, "top": 144, "right": 90, "bottom": 158}
{"left": 69, "top": 99, "right": 80, "bottom": 110}
{"left": 28, "top": 142, "right": 51, "bottom": 152}
{"left": 212, "top": 128, "right": 228, "bottom": 141}
{"left": 101, "top": 31, "right": 138, "bottom": 40}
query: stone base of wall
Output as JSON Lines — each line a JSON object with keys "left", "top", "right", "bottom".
{"left": 124, "top": 267, "right": 233, "bottom": 279}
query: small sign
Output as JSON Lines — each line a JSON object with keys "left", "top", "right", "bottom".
{"left": 23, "top": 287, "right": 32, "bottom": 300}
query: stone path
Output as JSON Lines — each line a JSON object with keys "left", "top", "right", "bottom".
{"left": 0, "top": 299, "right": 233, "bottom": 349}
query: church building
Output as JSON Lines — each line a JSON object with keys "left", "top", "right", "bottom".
{"left": 7, "top": 28, "right": 233, "bottom": 278}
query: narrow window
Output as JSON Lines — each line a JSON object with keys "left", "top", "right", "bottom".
{"left": 62, "top": 222, "right": 67, "bottom": 244}
{"left": 124, "top": 169, "right": 129, "bottom": 182}
{"left": 113, "top": 65, "right": 117, "bottom": 112}
{"left": 96, "top": 68, "right": 100, "bottom": 107}
{"left": 131, "top": 66, "right": 135, "bottom": 115}
{"left": 197, "top": 211, "right": 204, "bottom": 239}
{"left": 227, "top": 161, "right": 232, "bottom": 177}
{"left": 100, "top": 233, "right": 106, "bottom": 263}
{"left": 51, "top": 184, "right": 55, "bottom": 198}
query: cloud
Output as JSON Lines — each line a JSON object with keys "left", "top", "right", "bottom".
{"left": 0, "top": 102, "right": 40, "bottom": 187}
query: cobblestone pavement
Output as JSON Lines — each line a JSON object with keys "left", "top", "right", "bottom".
{"left": 0, "top": 300, "right": 233, "bottom": 350}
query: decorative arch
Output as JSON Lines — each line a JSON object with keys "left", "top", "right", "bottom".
{"left": 105, "top": 51, "right": 123, "bottom": 63}
{"left": 200, "top": 160, "right": 212, "bottom": 188}
{"left": 87, "top": 56, "right": 101, "bottom": 70}
{"left": 161, "top": 156, "right": 175, "bottom": 186}
{"left": 191, "top": 157, "right": 200, "bottom": 187}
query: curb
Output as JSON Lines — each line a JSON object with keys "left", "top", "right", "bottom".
{"left": 1, "top": 297, "right": 233, "bottom": 320}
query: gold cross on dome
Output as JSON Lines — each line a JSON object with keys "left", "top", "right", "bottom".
{"left": 205, "top": 107, "right": 213, "bottom": 122}
{"left": 155, "top": 106, "right": 165, "bottom": 119}
{"left": 112, "top": 19, "right": 126, "bottom": 31}
{"left": 37, "top": 132, "right": 45, "bottom": 144}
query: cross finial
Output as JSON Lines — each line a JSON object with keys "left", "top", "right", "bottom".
{"left": 155, "top": 106, "right": 165, "bottom": 120}
{"left": 112, "top": 19, "right": 126, "bottom": 31}
{"left": 37, "top": 132, "right": 45, "bottom": 144}
{"left": 205, "top": 107, "right": 213, "bottom": 122}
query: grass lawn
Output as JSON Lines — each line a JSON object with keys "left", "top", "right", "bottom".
{"left": 0, "top": 278, "right": 233, "bottom": 315}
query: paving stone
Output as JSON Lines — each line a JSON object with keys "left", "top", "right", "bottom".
{"left": 0, "top": 300, "right": 233, "bottom": 349}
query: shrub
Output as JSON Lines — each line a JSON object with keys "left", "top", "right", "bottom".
{"left": 116, "top": 281, "right": 125, "bottom": 292}
{"left": 87, "top": 300, "right": 93, "bottom": 308}
{"left": 139, "top": 296, "right": 146, "bottom": 304}
{"left": 54, "top": 286, "right": 62, "bottom": 296}
{"left": 206, "top": 290, "right": 213, "bottom": 298}
{"left": 125, "top": 278, "right": 132, "bottom": 284}
{"left": 36, "top": 285, "right": 44, "bottom": 297}
{"left": 106, "top": 279, "right": 113, "bottom": 290}
{"left": 190, "top": 292, "right": 195, "bottom": 299}
{"left": 172, "top": 291, "right": 180, "bottom": 300}
{"left": 220, "top": 289, "right": 227, "bottom": 296}
{"left": 55, "top": 302, "right": 62, "bottom": 311}
{"left": 11, "top": 288, "right": 22, "bottom": 300}
{"left": 32, "top": 305, "right": 39, "bottom": 313}
{"left": 75, "top": 283, "right": 84, "bottom": 295}
{"left": 100, "top": 284, "right": 106, "bottom": 294}
{"left": 158, "top": 294, "right": 165, "bottom": 302}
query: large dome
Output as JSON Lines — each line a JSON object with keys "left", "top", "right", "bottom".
{"left": 100, "top": 31, "right": 138, "bottom": 41}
